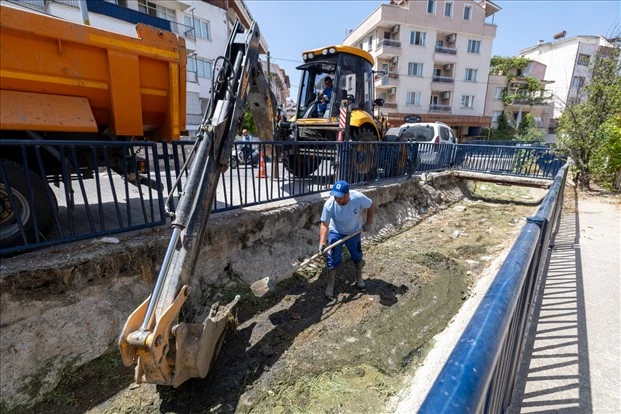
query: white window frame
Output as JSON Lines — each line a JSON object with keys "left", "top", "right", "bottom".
{"left": 444, "top": 1, "right": 453, "bottom": 17}
{"left": 577, "top": 54, "right": 590, "bottom": 66}
{"left": 492, "top": 111, "right": 502, "bottom": 123}
{"left": 408, "top": 62, "right": 424, "bottom": 77}
{"left": 138, "top": 0, "right": 175, "bottom": 21}
{"left": 461, "top": 95, "right": 475, "bottom": 108}
{"left": 464, "top": 68, "right": 478, "bottom": 82}
{"left": 494, "top": 87, "right": 504, "bottom": 100}
{"left": 463, "top": 4, "right": 472, "bottom": 20}
{"left": 467, "top": 39, "right": 481, "bottom": 54}
{"left": 195, "top": 57, "right": 213, "bottom": 79}
{"left": 185, "top": 16, "right": 211, "bottom": 41}
{"left": 572, "top": 76, "right": 585, "bottom": 88}
{"left": 410, "top": 31, "right": 427, "bottom": 46}
{"left": 406, "top": 91, "right": 422, "bottom": 106}
{"left": 427, "top": 0, "right": 436, "bottom": 14}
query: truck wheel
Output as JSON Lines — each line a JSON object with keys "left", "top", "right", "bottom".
{"left": 349, "top": 127, "right": 377, "bottom": 179}
{"left": 0, "top": 161, "right": 57, "bottom": 248}
{"left": 283, "top": 154, "right": 320, "bottom": 178}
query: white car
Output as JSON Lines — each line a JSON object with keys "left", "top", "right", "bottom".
{"left": 395, "top": 122, "right": 457, "bottom": 166}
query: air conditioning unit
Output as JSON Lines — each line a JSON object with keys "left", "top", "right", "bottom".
{"left": 392, "top": 24, "right": 400, "bottom": 35}
{"left": 391, "top": 56, "right": 399, "bottom": 65}
{"left": 443, "top": 64, "right": 453, "bottom": 71}
{"left": 441, "top": 91, "right": 451, "bottom": 99}
{"left": 389, "top": 87, "right": 397, "bottom": 95}
{"left": 446, "top": 33, "right": 457, "bottom": 43}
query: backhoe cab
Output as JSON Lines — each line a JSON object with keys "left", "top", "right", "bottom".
{"left": 293, "top": 45, "right": 386, "bottom": 142}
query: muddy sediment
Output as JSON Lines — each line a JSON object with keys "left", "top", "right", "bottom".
{"left": 6, "top": 182, "right": 543, "bottom": 414}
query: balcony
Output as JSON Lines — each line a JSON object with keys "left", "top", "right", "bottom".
{"left": 374, "top": 73, "right": 400, "bottom": 89}
{"left": 435, "top": 46, "right": 457, "bottom": 55}
{"left": 382, "top": 102, "right": 398, "bottom": 109}
{"left": 375, "top": 39, "right": 402, "bottom": 58}
{"left": 430, "top": 104, "right": 451, "bottom": 112}
{"left": 432, "top": 75, "right": 454, "bottom": 84}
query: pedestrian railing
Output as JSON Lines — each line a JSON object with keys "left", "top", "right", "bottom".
{"left": 419, "top": 163, "right": 569, "bottom": 413}
{"left": 1, "top": 140, "right": 564, "bottom": 255}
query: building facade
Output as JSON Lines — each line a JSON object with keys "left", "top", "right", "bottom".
{"left": 519, "top": 35, "right": 616, "bottom": 119}
{"left": 343, "top": 0, "right": 500, "bottom": 139}
{"left": 7, "top": 0, "right": 288, "bottom": 135}
{"left": 484, "top": 60, "right": 555, "bottom": 141}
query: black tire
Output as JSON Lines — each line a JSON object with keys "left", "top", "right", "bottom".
{"left": 348, "top": 127, "right": 378, "bottom": 180}
{"left": 283, "top": 154, "right": 321, "bottom": 178}
{"left": 229, "top": 156, "right": 239, "bottom": 169}
{"left": 1, "top": 160, "right": 57, "bottom": 248}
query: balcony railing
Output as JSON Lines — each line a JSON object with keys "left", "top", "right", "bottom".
{"left": 432, "top": 75, "right": 454, "bottom": 83}
{"left": 430, "top": 104, "right": 451, "bottom": 112}
{"left": 376, "top": 39, "right": 402, "bottom": 50}
{"left": 435, "top": 46, "right": 457, "bottom": 55}
{"left": 374, "top": 72, "right": 400, "bottom": 81}
{"left": 383, "top": 102, "right": 398, "bottom": 109}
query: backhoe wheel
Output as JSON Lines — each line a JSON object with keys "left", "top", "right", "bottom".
{"left": 283, "top": 154, "right": 320, "bottom": 178}
{"left": 349, "top": 127, "right": 378, "bottom": 180}
{"left": 0, "top": 160, "right": 57, "bottom": 248}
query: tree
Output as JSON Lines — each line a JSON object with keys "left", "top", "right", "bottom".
{"left": 557, "top": 44, "right": 621, "bottom": 189}
{"left": 242, "top": 110, "right": 257, "bottom": 135}
{"left": 516, "top": 113, "right": 545, "bottom": 141}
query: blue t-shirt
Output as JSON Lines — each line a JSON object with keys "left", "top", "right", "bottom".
{"left": 321, "top": 190, "right": 373, "bottom": 235}
{"left": 322, "top": 86, "right": 333, "bottom": 101}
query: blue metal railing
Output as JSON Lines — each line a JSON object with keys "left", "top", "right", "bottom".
{"left": 419, "top": 163, "right": 569, "bottom": 413}
{"left": 1, "top": 140, "right": 564, "bottom": 255}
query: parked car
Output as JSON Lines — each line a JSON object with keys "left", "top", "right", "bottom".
{"left": 393, "top": 122, "right": 457, "bottom": 167}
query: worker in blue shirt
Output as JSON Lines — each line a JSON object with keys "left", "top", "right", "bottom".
{"left": 321, "top": 76, "right": 333, "bottom": 101}
{"left": 319, "top": 180, "right": 375, "bottom": 299}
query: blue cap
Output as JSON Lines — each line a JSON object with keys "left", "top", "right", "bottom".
{"left": 330, "top": 180, "right": 349, "bottom": 197}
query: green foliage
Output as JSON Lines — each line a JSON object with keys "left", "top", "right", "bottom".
{"left": 557, "top": 45, "right": 621, "bottom": 189}
{"left": 490, "top": 56, "right": 530, "bottom": 77}
{"left": 242, "top": 110, "right": 257, "bottom": 135}
{"left": 489, "top": 112, "right": 516, "bottom": 140}
{"left": 590, "top": 115, "right": 621, "bottom": 189}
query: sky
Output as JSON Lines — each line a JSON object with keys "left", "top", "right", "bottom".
{"left": 245, "top": 0, "right": 620, "bottom": 99}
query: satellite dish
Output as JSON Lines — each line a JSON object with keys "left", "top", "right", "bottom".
{"left": 553, "top": 31, "right": 567, "bottom": 40}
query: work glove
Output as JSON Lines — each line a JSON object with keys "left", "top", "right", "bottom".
{"left": 319, "top": 243, "right": 327, "bottom": 255}
{"left": 362, "top": 222, "right": 372, "bottom": 232}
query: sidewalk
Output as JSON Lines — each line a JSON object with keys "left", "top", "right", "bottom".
{"left": 509, "top": 189, "right": 620, "bottom": 413}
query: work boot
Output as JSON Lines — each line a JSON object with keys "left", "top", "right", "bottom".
{"left": 354, "top": 262, "right": 366, "bottom": 290}
{"left": 325, "top": 268, "right": 336, "bottom": 299}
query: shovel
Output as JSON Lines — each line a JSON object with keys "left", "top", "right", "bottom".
{"left": 250, "top": 230, "right": 363, "bottom": 297}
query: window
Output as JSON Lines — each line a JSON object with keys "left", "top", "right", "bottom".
{"left": 427, "top": 0, "right": 436, "bottom": 14}
{"left": 467, "top": 39, "right": 481, "bottom": 53}
{"left": 572, "top": 76, "right": 585, "bottom": 88}
{"left": 410, "top": 31, "right": 426, "bottom": 46}
{"left": 492, "top": 111, "right": 502, "bottom": 123}
{"left": 368, "top": 35, "right": 373, "bottom": 51}
{"left": 105, "top": 0, "right": 127, "bottom": 6}
{"left": 189, "top": 57, "right": 213, "bottom": 79}
{"left": 577, "top": 54, "right": 590, "bottom": 66}
{"left": 461, "top": 95, "right": 474, "bottom": 108}
{"left": 408, "top": 62, "right": 424, "bottom": 77}
{"left": 138, "top": 0, "right": 175, "bottom": 21}
{"left": 184, "top": 16, "right": 211, "bottom": 40}
{"left": 463, "top": 4, "right": 472, "bottom": 20}
{"left": 406, "top": 91, "right": 422, "bottom": 106}
{"left": 494, "top": 87, "right": 504, "bottom": 100}
{"left": 464, "top": 68, "right": 478, "bottom": 82}
{"left": 444, "top": 1, "right": 453, "bottom": 17}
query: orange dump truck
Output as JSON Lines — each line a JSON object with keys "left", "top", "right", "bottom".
{"left": 0, "top": 4, "right": 187, "bottom": 141}
{"left": 0, "top": 4, "right": 188, "bottom": 248}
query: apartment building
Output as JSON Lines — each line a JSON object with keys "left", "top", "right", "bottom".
{"left": 519, "top": 35, "right": 616, "bottom": 119}
{"left": 484, "top": 60, "right": 555, "bottom": 141}
{"left": 344, "top": 0, "right": 500, "bottom": 138}
{"left": 6, "top": 0, "right": 287, "bottom": 135}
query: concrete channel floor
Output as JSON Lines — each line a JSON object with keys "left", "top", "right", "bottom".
{"left": 509, "top": 190, "right": 620, "bottom": 413}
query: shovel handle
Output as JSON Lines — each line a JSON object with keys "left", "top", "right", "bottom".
{"left": 295, "top": 230, "right": 363, "bottom": 271}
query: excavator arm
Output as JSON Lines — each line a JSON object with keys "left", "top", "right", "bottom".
{"left": 118, "top": 21, "right": 277, "bottom": 387}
